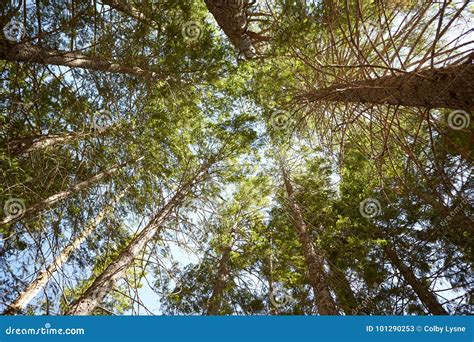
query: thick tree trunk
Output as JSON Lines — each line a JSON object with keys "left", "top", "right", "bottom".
{"left": 1, "top": 162, "right": 124, "bottom": 226}
{"left": 299, "top": 63, "right": 474, "bottom": 110}
{"left": 204, "top": 0, "right": 256, "bottom": 59}
{"left": 65, "top": 161, "right": 211, "bottom": 315}
{"left": 2, "top": 188, "right": 128, "bottom": 315}
{"left": 280, "top": 165, "right": 339, "bottom": 315}
{"left": 206, "top": 246, "right": 231, "bottom": 315}
{"left": 0, "top": 41, "right": 167, "bottom": 79}
{"left": 384, "top": 245, "right": 448, "bottom": 315}
{"left": 7, "top": 132, "right": 90, "bottom": 156}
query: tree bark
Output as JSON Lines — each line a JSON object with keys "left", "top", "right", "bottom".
{"left": 0, "top": 41, "right": 168, "bottom": 79}
{"left": 280, "top": 164, "right": 339, "bottom": 315}
{"left": 2, "top": 188, "right": 128, "bottom": 315}
{"left": 1, "top": 162, "right": 125, "bottom": 226}
{"left": 206, "top": 246, "right": 231, "bottom": 315}
{"left": 299, "top": 63, "right": 474, "bottom": 111}
{"left": 384, "top": 244, "right": 448, "bottom": 315}
{"left": 204, "top": 0, "right": 257, "bottom": 59}
{"left": 7, "top": 132, "right": 90, "bottom": 156}
{"left": 65, "top": 161, "right": 211, "bottom": 315}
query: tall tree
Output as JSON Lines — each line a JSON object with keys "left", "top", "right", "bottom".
{"left": 278, "top": 158, "right": 339, "bottom": 315}
{"left": 2, "top": 187, "right": 129, "bottom": 315}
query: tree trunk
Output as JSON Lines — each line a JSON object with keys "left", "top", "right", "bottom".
{"left": 1, "top": 162, "right": 125, "bottom": 226}
{"left": 384, "top": 245, "right": 448, "bottom": 315}
{"left": 65, "top": 161, "right": 211, "bottom": 315}
{"left": 7, "top": 132, "right": 90, "bottom": 156}
{"left": 267, "top": 253, "right": 278, "bottom": 315}
{"left": 280, "top": 164, "right": 339, "bottom": 315}
{"left": 2, "top": 188, "right": 128, "bottom": 315}
{"left": 204, "top": 0, "right": 257, "bottom": 59}
{"left": 206, "top": 246, "right": 231, "bottom": 315}
{"left": 0, "top": 41, "right": 167, "bottom": 79}
{"left": 299, "top": 63, "right": 474, "bottom": 110}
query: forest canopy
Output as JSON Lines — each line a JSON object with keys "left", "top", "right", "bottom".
{"left": 0, "top": 0, "right": 472, "bottom": 316}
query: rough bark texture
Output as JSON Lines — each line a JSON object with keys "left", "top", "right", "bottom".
{"left": 206, "top": 246, "right": 231, "bottom": 315}
{"left": 384, "top": 245, "right": 448, "bottom": 315}
{"left": 204, "top": 0, "right": 256, "bottom": 59}
{"left": 281, "top": 165, "right": 339, "bottom": 315}
{"left": 300, "top": 63, "right": 474, "bottom": 110}
{"left": 0, "top": 41, "right": 166, "bottom": 79}
{"left": 65, "top": 162, "right": 210, "bottom": 315}
{"left": 2, "top": 189, "right": 127, "bottom": 315}
{"left": 1, "top": 163, "right": 122, "bottom": 226}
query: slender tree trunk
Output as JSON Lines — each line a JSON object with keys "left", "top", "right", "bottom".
{"left": 267, "top": 252, "right": 278, "bottom": 315}
{"left": 299, "top": 63, "right": 474, "bottom": 110}
{"left": 65, "top": 161, "right": 211, "bottom": 315}
{"left": 0, "top": 41, "right": 168, "bottom": 79}
{"left": 64, "top": 194, "right": 180, "bottom": 315}
{"left": 384, "top": 245, "right": 448, "bottom": 315}
{"left": 206, "top": 246, "right": 231, "bottom": 315}
{"left": 7, "top": 132, "right": 90, "bottom": 156}
{"left": 280, "top": 164, "right": 339, "bottom": 315}
{"left": 1, "top": 162, "right": 125, "bottom": 226}
{"left": 2, "top": 188, "right": 128, "bottom": 315}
